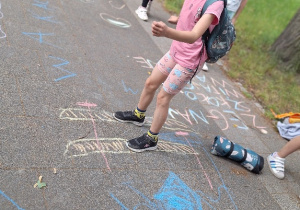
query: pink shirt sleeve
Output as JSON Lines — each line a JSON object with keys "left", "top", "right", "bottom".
{"left": 169, "top": 0, "right": 224, "bottom": 69}
{"left": 205, "top": 1, "right": 224, "bottom": 25}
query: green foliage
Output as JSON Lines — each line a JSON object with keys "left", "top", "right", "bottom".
{"left": 164, "top": 0, "right": 300, "bottom": 116}
{"left": 236, "top": 0, "right": 299, "bottom": 48}
{"left": 229, "top": 0, "right": 300, "bottom": 115}
{"left": 163, "top": 0, "right": 183, "bottom": 14}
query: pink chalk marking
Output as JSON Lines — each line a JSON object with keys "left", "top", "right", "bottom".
{"left": 207, "top": 109, "right": 229, "bottom": 131}
{"left": 175, "top": 131, "right": 189, "bottom": 136}
{"left": 241, "top": 114, "right": 266, "bottom": 129}
{"left": 184, "top": 136, "right": 213, "bottom": 190}
{"left": 176, "top": 109, "right": 193, "bottom": 125}
{"left": 77, "top": 101, "right": 111, "bottom": 171}
{"left": 76, "top": 101, "right": 97, "bottom": 108}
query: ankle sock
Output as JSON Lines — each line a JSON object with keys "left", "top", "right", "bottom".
{"left": 147, "top": 130, "right": 158, "bottom": 142}
{"left": 134, "top": 107, "right": 146, "bottom": 119}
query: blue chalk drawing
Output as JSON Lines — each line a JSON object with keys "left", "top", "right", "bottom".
{"left": 154, "top": 172, "right": 203, "bottom": 209}
{"left": 49, "top": 56, "right": 77, "bottom": 81}
{"left": 223, "top": 110, "right": 249, "bottom": 130}
{"left": 195, "top": 74, "right": 206, "bottom": 83}
{"left": 184, "top": 83, "right": 195, "bottom": 90}
{"left": 32, "top": 0, "right": 52, "bottom": 10}
{"left": 111, "top": 171, "right": 237, "bottom": 209}
{"left": 109, "top": 193, "right": 129, "bottom": 210}
{"left": 226, "top": 98, "right": 249, "bottom": 112}
{"left": 121, "top": 80, "right": 138, "bottom": 94}
{"left": 200, "top": 83, "right": 212, "bottom": 93}
{"left": 22, "top": 32, "right": 53, "bottom": 43}
{"left": 0, "top": 189, "right": 24, "bottom": 210}
{"left": 28, "top": 10, "right": 58, "bottom": 23}
{"left": 218, "top": 87, "right": 227, "bottom": 95}
{"left": 188, "top": 109, "right": 209, "bottom": 124}
{"left": 22, "top": 32, "right": 61, "bottom": 49}
{"left": 110, "top": 133, "right": 238, "bottom": 209}
{"left": 184, "top": 91, "right": 197, "bottom": 101}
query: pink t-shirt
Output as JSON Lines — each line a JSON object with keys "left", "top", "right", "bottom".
{"left": 169, "top": 0, "right": 224, "bottom": 69}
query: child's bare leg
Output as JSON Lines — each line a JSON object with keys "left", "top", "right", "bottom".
{"left": 137, "top": 66, "right": 168, "bottom": 110}
{"left": 138, "top": 66, "right": 167, "bottom": 110}
{"left": 277, "top": 135, "right": 300, "bottom": 158}
{"left": 150, "top": 88, "right": 174, "bottom": 133}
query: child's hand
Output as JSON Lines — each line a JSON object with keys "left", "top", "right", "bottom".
{"left": 168, "top": 15, "right": 178, "bottom": 24}
{"left": 152, "top": 21, "right": 168, "bottom": 37}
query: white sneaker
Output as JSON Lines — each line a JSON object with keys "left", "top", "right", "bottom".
{"left": 135, "top": 6, "right": 148, "bottom": 21}
{"left": 267, "top": 153, "right": 285, "bottom": 179}
{"left": 202, "top": 63, "right": 208, "bottom": 71}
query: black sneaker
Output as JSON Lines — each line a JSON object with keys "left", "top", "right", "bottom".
{"left": 126, "top": 133, "right": 157, "bottom": 152}
{"left": 113, "top": 111, "right": 145, "bottom": 126}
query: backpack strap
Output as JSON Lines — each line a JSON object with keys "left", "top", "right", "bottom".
{"left": 201, "top": 0, "right": 226, "bottom": 40}
{"left": 189, "top": 46, "right": 204, "bottom": 83}
{"left": 201, "top": 0, "right": 226, "bottom": 17}
{"left": 190, "top": 0, "right": 226, "bottom": 83}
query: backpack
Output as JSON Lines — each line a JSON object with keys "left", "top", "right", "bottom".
{"left": 201, "top": 0, "right": 236, "bottom": 63}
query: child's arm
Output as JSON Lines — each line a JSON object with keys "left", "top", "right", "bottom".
{"left": 152, "top": 14, "right": 215, "bottom": 44}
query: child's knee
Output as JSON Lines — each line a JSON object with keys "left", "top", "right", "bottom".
{"left": 156, "top": 90, "right": 173, "bottom": 106}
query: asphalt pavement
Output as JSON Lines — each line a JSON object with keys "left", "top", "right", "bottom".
{"left": 0, "top": 0, "right": 299, "bottom": 209}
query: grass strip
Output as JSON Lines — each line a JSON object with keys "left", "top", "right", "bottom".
{"left": 162, "top": 0, "right": 300, "bottom": 119}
